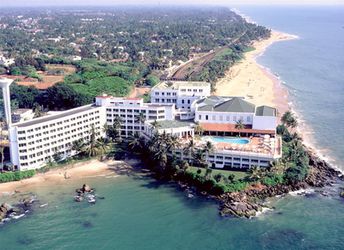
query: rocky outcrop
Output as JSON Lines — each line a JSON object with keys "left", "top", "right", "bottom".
{"left": 76, "top": 184, "right": 93, "bottom": 194}
{"left": 218, "top": 183, "right": 307, "bottom": 218}
{"left": 219, "top": 149, "right": 343, "bottom": 218}
{"left": 0, "top": 195, "right": 38, "bottom": 223}
{"left": 74, "top": 184, "right": 98, "bottom": 204}
{"left": 0, "top": 203, "right": 11, "bottom": 221}
{"left": 306, "top": 149, "right": 343, "bottom": 187}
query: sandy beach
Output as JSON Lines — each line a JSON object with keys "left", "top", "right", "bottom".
{"left": 0, "top": 159, "right": 133, "bottom": 195}
{"left": 215, "top": 30, "right": 298, "bottom": 117}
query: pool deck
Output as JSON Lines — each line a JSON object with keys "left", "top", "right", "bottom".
{"left": 180, "top": 136, "right": 281, "bottom": 158}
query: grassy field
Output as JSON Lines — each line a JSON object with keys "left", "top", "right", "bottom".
{"left": 187, "top": 166, "right": 248, "bottom": 181}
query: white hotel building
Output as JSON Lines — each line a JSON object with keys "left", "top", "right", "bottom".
{"left": 2, "top": 77, "right": 281, "bottom": 171}
{"left": 151, "top": 81, "right": 211, "bottom": 120}
{"left": 95, "top": 96, "right": 175, "bottom": 137}
{"left": 9, "top": 105, "right": 106, "bottom": 171}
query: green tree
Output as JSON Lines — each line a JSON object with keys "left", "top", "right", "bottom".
{"left": 235, "top": 119, "right": 245, "bottom": 137}
{"left": 281, "top": 111, "right": 298, "bottom": 128}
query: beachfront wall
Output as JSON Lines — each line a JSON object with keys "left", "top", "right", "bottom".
{"left": 252, "top": 116, "right": 277, "bottom": 131}
{"left": 9, "top": 105, "right": 106, "bottom": 171}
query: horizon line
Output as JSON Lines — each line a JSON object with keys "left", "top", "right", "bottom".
{"left": 1, "top": 3, "right": 344, "bottom": 8}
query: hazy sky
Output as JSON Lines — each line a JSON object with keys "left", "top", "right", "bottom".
{"left": 1, "top": 0, "right": 344, "bottom": 6}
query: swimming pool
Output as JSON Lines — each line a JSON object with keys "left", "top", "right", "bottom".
{"left": 204, "top": 136, "right": 250, "bottom": 145}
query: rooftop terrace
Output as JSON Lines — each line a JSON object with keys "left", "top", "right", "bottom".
{"left": 14, "top": 105, "right": 98, "bottom": 128}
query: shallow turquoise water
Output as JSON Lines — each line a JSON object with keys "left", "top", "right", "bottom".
{"left": 1, "top": 175, "right": 344, "bottom": 250}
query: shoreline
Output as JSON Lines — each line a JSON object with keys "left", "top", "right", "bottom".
{"left": 231, "top": 9, "right": 342, "bottom": 173}
{"left": 0, "top": 159, "right": 132, "bottom": 197}
{"left": 215, "top": 30, "right": 297, "bottom": 118}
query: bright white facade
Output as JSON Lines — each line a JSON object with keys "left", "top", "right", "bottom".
{"left": 9, "top": 105, "right": 106, "bottom": 170}
{"left": 151, "top": 81, "right": 211, "bottom": 120}
{"left": 4, "top": 77, "right": 281, "bottom": 171}
{"left": 96, "top": 95, "right": 175, "bottom": 138}
{"left": 193, "top": 96, "right": 277, "bottom": 135}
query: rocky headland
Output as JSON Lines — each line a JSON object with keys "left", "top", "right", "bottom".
{"left": 218, "top": 148, "right": 344, "bottom": 218}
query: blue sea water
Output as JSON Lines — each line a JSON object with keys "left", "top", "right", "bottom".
{"left": 1, "top": 6, "right": 344, "bottom": 250}
{"left": 237, "top": 5, "right": 344, "bottom": 170}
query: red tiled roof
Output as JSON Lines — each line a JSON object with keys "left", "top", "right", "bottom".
{"left": 200, "top": 123, "right": 275, "bottom": 134}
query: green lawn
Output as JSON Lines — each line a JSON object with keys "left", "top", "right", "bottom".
{"left": 187, "top": 166, "right": 248, "bottom": 181}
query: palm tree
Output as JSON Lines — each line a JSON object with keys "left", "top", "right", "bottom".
{"left": 135, "top": 112, "right": 146, "bottom": 131}
{"left": 248, "top": 166, "right": 265, "bottom": 182}
{"left": 194, "top": 122, "right": 204, "bottom": 136}
{"left": 193, "top": 148, "right": 206, "bottom": 168}
{"left": 113, "top": 115, "right": 123, "bottom": 137}
{"left": 235, "top": 119, "right": 245, "bottom": 137}
{"left": 183, "top": 138, "right": 196, "bottom": 162}
{"left": 281, "top": 111, "right": 298, "bottom": 128}
{"left": 72, "top": 138, "right": 86, "bottom": 155}
{"left": 167, "top": 135, "right": 181, "bottom": 151}
{"left": 203, "top": 141, "right": 214, "bottom": 158}
{"left": 128, "top": 132, "right": 141, "bottom": 150}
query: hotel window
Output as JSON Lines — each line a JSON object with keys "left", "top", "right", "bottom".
{"left": 212, "top": 115, "right": 216, "bottom": 121}
{"left": 247, "top": 117, "right": 251, "bottom": 122}
{"left": 182, "top": 100, "right": 185, "bottom": 104}
{"left": 219, "top": 116, "right": 223, "bottom": 121}
{"left": 187, "top": 100, "right": 190, "bottom": 104}
{"left": 199, "top": 115, "right": 202, "bottom": 120}
{"left": 205, "top": 115, "right": 209, "bottom": 120}
{"left": 226, "top": 116, "right": 230, "bottom": 121}
{"left": 233, "top": 116, "right": 237, "bottom": 121}
{"left": 240, "top": 116, "right": 244, "bottom": 121}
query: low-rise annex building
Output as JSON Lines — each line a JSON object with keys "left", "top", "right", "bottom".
{"left": 193, "top": 96, "right": 277, "bottom": 136}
